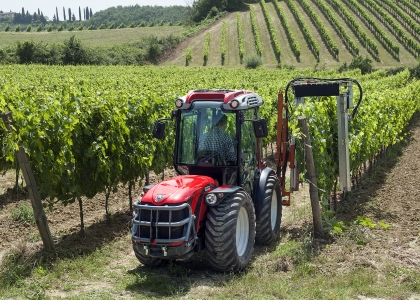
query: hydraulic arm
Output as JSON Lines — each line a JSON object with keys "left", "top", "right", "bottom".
{"left": 276, "top": 91, "right": 298, "bottom": 206}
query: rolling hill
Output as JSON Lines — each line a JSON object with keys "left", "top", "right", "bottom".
{"left": 163, "top": 0, "right": 420, "bottom": 69}
{"left": 1, "top": 0, "right": 419, "bottom": 69}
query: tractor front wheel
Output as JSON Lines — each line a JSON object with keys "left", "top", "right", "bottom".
{"left": 255, "top": 174, "right": 282, "bottom": 245}
{"left": 205, "top": 190, "right": 256, "bottom": 272}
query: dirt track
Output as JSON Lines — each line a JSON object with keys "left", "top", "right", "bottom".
{"left": 318, "top": 115, "right": 420, "bottom": 272}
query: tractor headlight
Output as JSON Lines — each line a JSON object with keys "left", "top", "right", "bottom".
{"left": 205, "top": 193, "right": 217, "bottom": 205}
{"left": 230, "top": 99, "right": 240, "bottom": 109}
{"left": 175, "top": 99, "right": 183, "bottom": 108}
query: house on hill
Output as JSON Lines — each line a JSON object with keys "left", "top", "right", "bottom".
{"left": 0, "top": 11, "right": 16, "bottom": 19}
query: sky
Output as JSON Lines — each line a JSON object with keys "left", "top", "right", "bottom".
{"left": 2, "top": 0, "right": 190, "bottom": 20}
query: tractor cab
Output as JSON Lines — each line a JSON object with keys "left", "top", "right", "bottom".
{"left": 154, "top": 89, "right": 268, "bottom": 193}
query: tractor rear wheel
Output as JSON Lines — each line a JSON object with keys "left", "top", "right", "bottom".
{"left": 132, "top": 241, "right": 167, "bottom": 267}
{"left": 205, "top": 190, "right": 256, "bottom": 272}
{"left": 255, "top": 174, "right": 282, "bottom": 245}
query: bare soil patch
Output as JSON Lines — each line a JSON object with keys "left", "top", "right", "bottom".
{"left": 0, "top": 171, "right": 175, "bottom": 258}
{"left": 328, "top": 116, "right": 420, "bottom": 271}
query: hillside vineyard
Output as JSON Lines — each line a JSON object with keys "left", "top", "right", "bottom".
{"left": 176, "top": 0, "right": 419, "bottom": 68}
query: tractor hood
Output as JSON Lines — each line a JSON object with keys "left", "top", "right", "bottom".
{"left": 141, "top": 175, "right": 217, "bottom": 205}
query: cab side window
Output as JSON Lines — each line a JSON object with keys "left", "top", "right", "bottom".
{"left": 241, "top": 109, "right": 257, "bottom": 193}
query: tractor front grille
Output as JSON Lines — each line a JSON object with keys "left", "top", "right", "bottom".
{"left": 247, "top": 95, "right": 259, "bottom": 106}
{"left": 132, "top": 202, "right": 193, "bottom": 244}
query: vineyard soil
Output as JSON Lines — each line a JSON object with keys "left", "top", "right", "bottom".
{"left": 0, "top": 171, "right": 176, "bottom": 259}
{"left": 0, "top": 117, "right": 420, "bottom": 297}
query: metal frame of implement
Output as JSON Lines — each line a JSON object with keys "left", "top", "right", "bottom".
{"left": 285, "top": 77, "right": 363, "bottom": 192}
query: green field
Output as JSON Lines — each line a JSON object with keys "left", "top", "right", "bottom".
{"left": 0, "top": 26, "right": 184, "bottom": 47}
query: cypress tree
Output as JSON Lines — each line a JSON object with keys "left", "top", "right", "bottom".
{"left": 56, "top": 7, "right": 59, "bottom": 22}
{"left": 63, "top": 7, "right": 66, "bottom": 21}
{"left": 68, "top": 8, "right": 72, "bottom": 22}
{"left": 79, "top": 6, "right": 81, "bottom": 21}
{"left": 40, "top": 12, "right": 46, "bottom": 24}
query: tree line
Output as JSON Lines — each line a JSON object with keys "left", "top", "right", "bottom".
{"left": 84, "top": 0, "right": 247, "bottom": 27}
{"left": 6, "top": 8, "right": 47, "bottom": 24}
{"left": 1, "top": 5, "right": 189, "bottom": 27}
{"left": 190, "top": 0, "right": 246, "bottom": 23}
{"left": 2, "top": 0, "right": 245, "bottom": 28}
{"left": 0, "top": 34, "right": 180, "bottom": 66}
{"left": 1, "top": 6, "right": 93, "bottom": 24}
{"left": 83, "top": 5, "right": 190, "bottom": 28}
{"left": 53, "top": 6, "right": 93, "bottom": 23}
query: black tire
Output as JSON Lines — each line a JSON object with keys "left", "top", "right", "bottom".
{"left": 205, "top": 190, "right": 256, "bottom": 272}
{"left": 132, "top": 241, "right": 167, "bottom": 267}
{"left": 255, "top": 174, "right": 282, "bottom": 245}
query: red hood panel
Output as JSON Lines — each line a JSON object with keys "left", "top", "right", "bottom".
{"left": 142, "top": 175, "right": 217, "bottom": 205}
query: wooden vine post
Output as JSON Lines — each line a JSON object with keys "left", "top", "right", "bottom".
{"left": 1, "top": 112, "right": 55, "bottom": 251}
{"left": 297, "top": 116, "right": 323, "bottom": 236}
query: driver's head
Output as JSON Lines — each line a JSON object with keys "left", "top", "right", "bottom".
{"left": 215, "top": 114, "right": 228, "bottom": 129}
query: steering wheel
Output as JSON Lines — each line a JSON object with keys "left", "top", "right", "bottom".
{"left": 199, "top": 151, "right": 224, "bottom": 165}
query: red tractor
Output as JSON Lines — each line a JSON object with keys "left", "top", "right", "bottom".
{"left": 132, "top": 89, "right": 295, "bottom": 272}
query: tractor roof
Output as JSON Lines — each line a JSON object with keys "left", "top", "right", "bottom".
{"left": 175, "top": 89, "right": 264, "bottom": 110}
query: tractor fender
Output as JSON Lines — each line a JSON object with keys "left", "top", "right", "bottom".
{"left": 206, "top": 186, "right": 243, "bottom": 206}
{"left": 253, "top": 167, "right": 276, "bottom": 220}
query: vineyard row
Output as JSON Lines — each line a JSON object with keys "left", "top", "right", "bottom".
{"left": 1, "top": 65, "right": 419, "bottom": 208}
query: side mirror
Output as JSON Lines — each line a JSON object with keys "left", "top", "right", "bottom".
{"left": 152, "top": 120, "right": 166, "bottom": 139}
{"left": 253, "top": 119, "right": 268, "bottom": 138}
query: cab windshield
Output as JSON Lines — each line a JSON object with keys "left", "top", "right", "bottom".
{"left": 176, "top": 102, "right": 237, "bottom": 166}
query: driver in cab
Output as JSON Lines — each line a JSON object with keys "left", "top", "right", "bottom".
{"left": 198, "top": 113, "right": 237, "bottom": 165}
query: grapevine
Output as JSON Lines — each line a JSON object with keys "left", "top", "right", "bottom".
{"left": 272, "top": 0, "right": 301, "bottom": 60}
{"left": 398, "top": 0, "right": 420, "bottom": 23}
{"left": 342, "top": 0, "right": 400, "bottom": 58}
{"left": 203, "top": 32, "right": 210, "bottom": 65}
{"left": 327, "top": 0, "right": 379, "bottom": 58}
{"left": 236, "top": 12, "right": 245, "bottom": 61}
{"left": 312, "top": 0, "right": 359, "bottom": 56}
{"left": 260, "top": 0, "right": 281, "bottom": 62}
{"left": 221, "top": 21, "right": 227, "bottom": 65}
{"left": 378, "top": 0, "right": 420, "bottom": 38}
{"left": 285, "top": 0, "right": 320, "bottom": 60}
{"left": 299, "top": 0, "right": 339, "bottom": 59}
{"left": 250, "top": 5, "right": 263, "bottom": 57}
{"left": 365, "top": 0, "right": 420, "bottom": 57}
{"left": 0, "top": 65, "right": 419, "bottom": 211}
